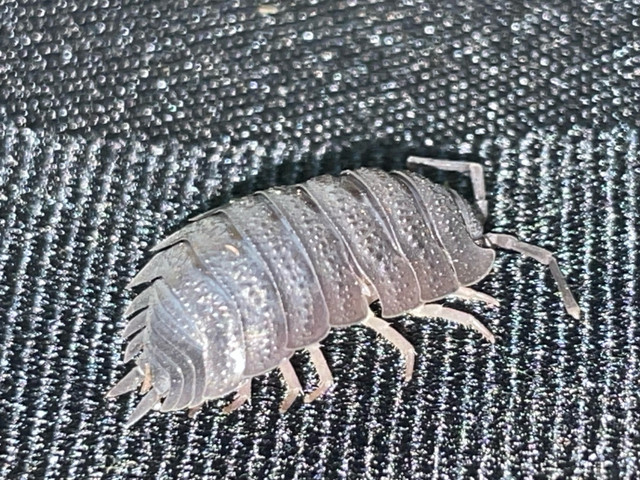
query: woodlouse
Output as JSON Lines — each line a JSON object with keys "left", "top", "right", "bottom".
{"left": 107, "top": 157, "right": 580, "bottom": 426}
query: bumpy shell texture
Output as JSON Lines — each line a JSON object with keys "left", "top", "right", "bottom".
{"left": 107, "top": 167, "right": 503, "bottom": 426}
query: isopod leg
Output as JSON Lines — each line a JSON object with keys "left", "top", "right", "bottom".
{"left": 362, "top": 312, "right": 416, "bottom": 381}
{"left": 410, "top": 304, "right": 495, "bottom": 343}
{"left": 139, "top": 362, "right": 152, "bottom": 394}
{"left": 279, "top": 358, "right": 303, "bottom": 412}
{"left": 452, "top": 286, "right": 500, "bottom": 308}
{"left": 188, "top": 403, "right": 204, "bottom": 418}
{"left": 222, "top": 380, "right": 252, "bottom": 414}
{"left": 406, "top": 156, "right": 488, "bottom": 218}
{"left": 304, "top": 345, "right": 334, "bottom": 403}
{"left": 485, "top": 233, "right": 580, "bottom": 319}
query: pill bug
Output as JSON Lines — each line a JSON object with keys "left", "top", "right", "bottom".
{"left": 107, "top": 157, "right": 580, "bottom": 427}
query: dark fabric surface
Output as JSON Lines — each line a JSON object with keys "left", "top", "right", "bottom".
{"left": 0, "top": 0, "right": 639, "bottom": 478}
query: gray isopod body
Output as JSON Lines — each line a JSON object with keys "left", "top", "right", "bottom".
{"left": 107, "top": 157, "right": 580, "bottom": 426}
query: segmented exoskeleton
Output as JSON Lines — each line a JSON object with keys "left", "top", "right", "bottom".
{"left": 107, "top": 157, "right": 580, "bottom": 426}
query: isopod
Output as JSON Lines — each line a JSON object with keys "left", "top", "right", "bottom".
{"left": 107, "top": 157, "right": 580, "bottom": 426}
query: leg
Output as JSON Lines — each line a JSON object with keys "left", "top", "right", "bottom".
{"left": 279, "top": 358, "right": 303, "bottom": 412}
{"left": 304, "top": 345, "right": 334, "bottom": 403}
{"left": 140, "top": 363, "right": 152, "bottom": 394}
{"left": 407, "top": 156, "right": 488, "bottom": 218}
{"left": 188, "top": 403, "right": 204, "bottom": 418}
{"left": 362, "top": 312, "right": 416, "bottom": 381}
{"left": 452, "top": 286, "right": 500, "bottom": 308}
{"left": 485, "top": 233, "right": 580, "bottom": 319}
{"left": 410, "top": 304, "right": 495, "bottom": 343}
{"left": 222, "top": 379, "right": 252, "bottom": 414}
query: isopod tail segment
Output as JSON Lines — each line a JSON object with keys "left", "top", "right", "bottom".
{"left": 408, "top": 156, "right": 581, "bottom": 320}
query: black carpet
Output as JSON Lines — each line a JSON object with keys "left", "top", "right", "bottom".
{"left": 0, "top": 1, "right": 639, "bottom": 478}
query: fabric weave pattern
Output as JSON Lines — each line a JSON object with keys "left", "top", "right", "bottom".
{"left": 0, "top": 1, "right": 638, "bottom": 478}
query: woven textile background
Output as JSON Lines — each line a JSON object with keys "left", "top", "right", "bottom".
{"left": 1, "top": 0, "right": 639, "bottom": 478}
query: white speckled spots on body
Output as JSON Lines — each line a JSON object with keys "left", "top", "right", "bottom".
{"left": 108, "top": 164, "right": 579, "bottom": 426}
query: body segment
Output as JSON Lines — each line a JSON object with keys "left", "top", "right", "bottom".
{"left": 264, "top": 186, "right": 370, "bottom": 327}
{"left": 108, "top": 159, "right": 580, "bottom": 426}
{"left": 223, "top": 195, "right": 330, "bottom": 349}
{"left": 349, "top": 169, "right": 460, "bottom": 301}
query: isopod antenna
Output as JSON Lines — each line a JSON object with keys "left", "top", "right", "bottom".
{"left": 406, "top": 156, "right": 488, "bottom": 219}
{"left": 484, "top": 232, "right": 581, "bottom": 320}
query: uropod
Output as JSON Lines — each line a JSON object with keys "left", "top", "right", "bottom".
{"left": 107, "top": 157, "right": 580, "bottom": 427}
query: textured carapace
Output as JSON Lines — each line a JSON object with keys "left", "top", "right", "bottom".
{"left": 107, "top": 157, "right": 580, "bottom": 427}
